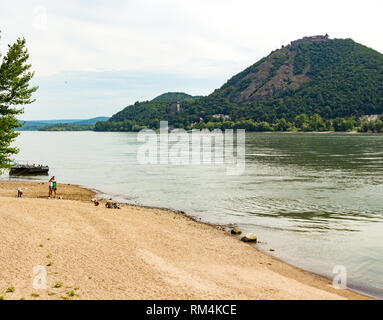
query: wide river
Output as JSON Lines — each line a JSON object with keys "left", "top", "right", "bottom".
{"left": 4, "top": 131, "right": 383, "bottom": 298}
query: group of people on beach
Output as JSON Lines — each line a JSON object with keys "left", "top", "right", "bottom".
{"left": 16, "top": 176, "right": 57, "bottom": 198}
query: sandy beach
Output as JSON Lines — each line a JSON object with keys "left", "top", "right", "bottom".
{"left": 0, "top": 180, "right": 371, "bottom": 300}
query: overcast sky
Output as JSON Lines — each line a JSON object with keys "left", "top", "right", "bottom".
{"left": 1, "top": 0, "right": 382, "bottom": 120}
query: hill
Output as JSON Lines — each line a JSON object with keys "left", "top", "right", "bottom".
{"left": 18, "top": 117, "right": 109, "bottom": 131}
{"left": 71, "top": 117, "right": 110, "bottom": 125}
{"left": 95, "top": 37, "right": 383, "bottom": 132}
{"left": 152, "top": 92, "right": 202, "bottom": 102}
{"left": 209, "top": 37, "right": 383, "bottom": 120}
{"left": 95, "top": 93, "right": 203, "bottom": 131}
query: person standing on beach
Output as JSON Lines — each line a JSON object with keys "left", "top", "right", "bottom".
{"left": 52, "top": 176, "right": 57, "bottom": 197}
{"left": 48, "top": 176, "right": 54, "bottom": 198}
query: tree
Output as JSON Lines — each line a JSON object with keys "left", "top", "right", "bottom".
{"left": 255, "top": 121, "right": 272, "bottom": 132}
{"left": 375, "top": 119, "right": 383, "bottom": 133}
{"left": 308, "top": 114, "right": 326, "bottom": 131}
{"left": 333, "top": 118, "right": 346, "bottom": 132}
{"left": 294, "top": 114, "right": 309, "bottom": 129}
{"left": 0, "top": 32, "right": 37, "bottom": 170}
{"left": 274, "top": 118, "right": 290, "bottom": 131}
{"left": 358, "top": 120, "right": 370, "bottom": 133}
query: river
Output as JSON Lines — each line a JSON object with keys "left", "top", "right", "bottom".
{"left": 4, "top": 131, "right": 383, "bottom": 298}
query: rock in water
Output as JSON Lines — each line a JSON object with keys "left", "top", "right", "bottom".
{"left": 241, "top": 233, "right": 257, "bottom": 243}
{"left": 231, "top": 228, "right": 242, "bottom": 235}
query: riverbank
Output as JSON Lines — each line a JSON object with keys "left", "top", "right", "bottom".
{"left": 0, "top": 181, "right": 371, "bottom": 300}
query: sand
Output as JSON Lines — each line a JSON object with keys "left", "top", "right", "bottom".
{"left": 0, "top": 181, "right": 371, "bottom": 300}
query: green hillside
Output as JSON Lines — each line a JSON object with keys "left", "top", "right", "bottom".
{"left": 95, "top": 38, "right": 383, "bottom": 132}
{"left": 152, "top": 92, "right": 202, "bottom": 102}
{"left": 95, "top": 93, "right": 202, "bottom": 131}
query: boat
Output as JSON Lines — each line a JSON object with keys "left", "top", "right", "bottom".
{"left": 8, "top": 160, "right": 49, "bottom": 176}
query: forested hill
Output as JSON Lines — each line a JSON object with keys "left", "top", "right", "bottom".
{"left": 152, "top": 92, "right": 203, "bottom": 102}
{"left": 95, "top": 38, "right": 383, "bottom": 132}
{"left": 210, "top": 38, "right": 383, "bottom": 120}
{"left": 96, "top": 92, "right": 202, "bottom": 131}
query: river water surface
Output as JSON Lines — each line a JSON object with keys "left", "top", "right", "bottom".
{"left": 4, "top": 131, "right": 383, "bottom": 298}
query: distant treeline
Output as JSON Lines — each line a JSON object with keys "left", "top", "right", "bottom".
{"left": 18, "top": 117, "right": 110, "bottom": 131}
{"left": 94, "top": 114, "right": 383, "bottom": 133}
{"left": 39, "top": 123, "right": 94, "bottom": 131}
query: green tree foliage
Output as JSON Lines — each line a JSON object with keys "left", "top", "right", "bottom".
{"left": 333, "top": 118, "right": 356, "bottom": 132}
{"left": 292, "top": 43, "right": 310, "bottom": 75}
{"left": 0, "top": 32, "right": 37, "bottom": 169}
{"left": 357, "top": 116, "right": 383, "bottom": 133}
{"left": 39, "top": 123, "right": 94, "bottom": 131}
{"left": 274, "top": 118, "right": 290, "bottom": 131}
{"left": 152, "top": 92, "right": 202, "bottom": 103}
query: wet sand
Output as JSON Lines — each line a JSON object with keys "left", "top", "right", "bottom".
{"left": 0, "top": 181, "right": 371, "bottom": 300}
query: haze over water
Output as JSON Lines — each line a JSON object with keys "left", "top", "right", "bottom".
{"left": 6, "top": 131, "right": 383, "bottom": 298}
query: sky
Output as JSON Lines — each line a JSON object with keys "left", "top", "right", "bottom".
{"left": 0, "top": 0, "right": 382, "bottom": 120}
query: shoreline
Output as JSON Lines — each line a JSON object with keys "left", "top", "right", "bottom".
{"left": 15, "top": 129, "right": 383, "bottom": 134}
{"left": 87, "top": 187, "right": 377, "bottom": 299}
{"left": 94, "top": 194, "right": 377, "bottom": 300}
{"left": 0, "top": 180, "right": 373, "bottom": 300}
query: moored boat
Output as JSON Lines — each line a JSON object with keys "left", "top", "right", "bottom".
{"left": 8, "top": 160, "right": 49, "bottom": 176}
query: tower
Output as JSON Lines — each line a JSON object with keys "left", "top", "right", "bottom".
{"left": 170, "top": 101, "right": 181, "bottom": 114}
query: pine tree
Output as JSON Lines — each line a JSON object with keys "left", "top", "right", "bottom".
{"left": 0, "top": 31, "right": 38, "bottom": 170}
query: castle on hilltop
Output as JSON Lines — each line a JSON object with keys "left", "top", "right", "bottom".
{"left": 291, "top": 34, "right": 329, "bottom": 46}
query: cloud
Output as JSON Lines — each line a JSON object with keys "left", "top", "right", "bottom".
{"left": 21, "top": 70, "right": 224, "bottom": 120}
{"left": 1, "top": 0, "right": 261, "bottom": 77}
{"left": 1, "top": 0, "right": 383, "bottom": 119}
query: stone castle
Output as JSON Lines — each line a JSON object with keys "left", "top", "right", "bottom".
{"left": 290, "top": 34, "right": 329, "bottom": 46}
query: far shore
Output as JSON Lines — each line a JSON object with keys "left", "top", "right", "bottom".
{"left": 0, "top": 180, "right": 372, "bottom": 300}
{"left": 16, "top": 129, "right": 383, "bottom": 134}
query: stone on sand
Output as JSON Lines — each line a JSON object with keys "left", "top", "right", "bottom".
{"left": 241, "top": 233, "right": 257, "bottom": 243}
{"left": 231, "top": 227, "right": 242, "bottom": 235}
